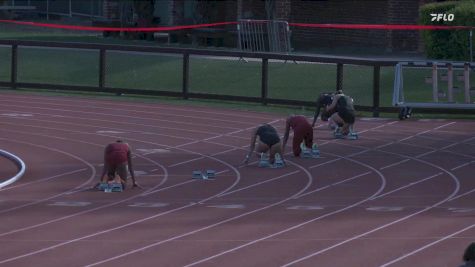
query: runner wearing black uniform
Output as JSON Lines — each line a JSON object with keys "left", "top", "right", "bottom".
{"left": 312, "top": 91, "right": 337, "bottom": 127}
{"left": 244, "top": 124, "right": 283, "bottom": 164}
{"left": 326, "top": 90, "right": 356, "bottom": 135}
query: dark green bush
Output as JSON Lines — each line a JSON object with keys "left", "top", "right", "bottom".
{"left": 419, "top": 0, "right": 475, "bottom": 61}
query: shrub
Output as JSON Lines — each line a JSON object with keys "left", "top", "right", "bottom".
{"left": 419, "top": 0, "right": 475, "bottom": 61}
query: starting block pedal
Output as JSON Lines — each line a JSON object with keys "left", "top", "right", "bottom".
{"left": 109, "top": 183, "right": 123, "bottom": 192}
{"left": 97, "top": 182, "right": 109, "bottom": 191}
{"left": 311, "top": 144, "right": 320, "bottom": 158}
{"left": 272, "top": 153, "right": 285, "bottom": 168}
{"left": 301, "top": 150, "right": 312, "bottom": 158}
{"left": 348, "top": 132, "right": 359, "bottom": 140}
{"left": 205, "top": 170, "right": 216, "bottom": 179}
{"left": 258, "top": 152, "right": 271, "bottom": 168}
{"left": 334, "top": 127, "right": 344, "bottom": 139}
{"left": 300, "top": 143, "right": 312, "bottom": 158}
{"left": 192, "top": 171, "right": 203, "bottom": 179}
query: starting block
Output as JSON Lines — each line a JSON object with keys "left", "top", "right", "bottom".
{"left": 205, "top": 170, "right": 216, "bottom": 179}
{"left": 348, "top": 132, "right": 359, "bottom": 140}
{"left": 258, "top": 152, "right": 271, "bottom": 168}
{"left": 272, "top": 153, "right": 285, "bottom": 168}
{"left": 301, "top": 150, "right": 312, "bottom": 158}
{"left": 97, "top": 182, "right": 109, "bottom": 191}
{"left": 334, "top": 127, "right": 344, "bottom": 139}
{"left": 300, "top": 143, "right": 311, "bottom": 158}
{"left": 311, "top": 144, "right": 320, "bottom": 158}
{"left": 109, "top": 183, "right": 123, "bottom": 192}
{"left": 192, "top": 171, "right": 203, "bottom": 179}
{"left": 192, "top": 170, "right": 216, "bottom": 180}
{"left": 300, "top": 143, "right": 320, "bottom": 158}
{"left": 97, "top": 182, "right": 123, "bottom": 192}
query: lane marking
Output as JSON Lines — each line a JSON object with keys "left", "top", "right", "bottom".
{"left": 366, "top": 206, "right": 404, "bottom": 212}
{"left": 48, "top": 201, "right": 91, "bottom": 207}
{"left": 1, "top": 113, "right": 33, "bottom": 117}
{"left": 206, "top": 204, "right": 245, "bottom": 209}
{"left": 96, "top": 130, "right": 125, "bottom": 134}
{"left": 128, "top": 203, "right": 169, "bottom": 208}
{"left": 287, "top": 205, "right": 325, "bottom": 210}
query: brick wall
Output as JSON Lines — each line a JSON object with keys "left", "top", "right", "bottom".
{"left": 276, "top": 0, "right": 291, "bottom": 20}
{"left": 241, "top": 0, "right": 266, "bottom": 19}
{"left": 103, "top": 0, "right": 119, "bottom": 20}
{"left": 289, "top": 0, "right": 430, "bottom": 52}
{"left": 387, "top": 0, "right": 421, "bottom": 51}
{"left": 290, "top": 0, "right": 389, "bottom": 50}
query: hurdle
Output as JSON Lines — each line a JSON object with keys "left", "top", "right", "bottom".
{"left": 393, "top": 61, "right": 475, "bottom": 119}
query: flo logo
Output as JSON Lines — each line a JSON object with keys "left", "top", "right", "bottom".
{"left": 430, "top": 13, "right": 455, "bottom": 22}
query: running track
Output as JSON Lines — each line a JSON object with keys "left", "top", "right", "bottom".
{"left": 0, "top": 92, "right": 474, "bottom": 267}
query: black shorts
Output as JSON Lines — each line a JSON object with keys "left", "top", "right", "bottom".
{"left": 339, "top": 109, "right": 355, "bottom": 124}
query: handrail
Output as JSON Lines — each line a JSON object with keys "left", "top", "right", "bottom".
{"left": 0, "top": 149, "right": 26, "bottom": 189}
{"left": 0, "top": 39, "right": 398, "bottom": 66}
{"left": 1, "top": 39, "right": 473, "bottom": 116}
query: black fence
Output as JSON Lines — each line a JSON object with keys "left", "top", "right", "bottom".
{"left": 0, "top": 39, "right": 472, "bottom": 116}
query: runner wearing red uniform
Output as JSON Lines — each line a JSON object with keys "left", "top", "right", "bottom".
{"left": 282, "top": 115, "right": 314, "bottom": 157}
{"left": 100, "top": 140, "right": 137, "bottom": 188}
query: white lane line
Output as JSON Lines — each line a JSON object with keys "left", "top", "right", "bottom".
{"left": 0, "top": 138, "right": 96, "bottom": 215}
{"left": 0, "top": 168, "right": 87, "bottom": 191}
{"left": 186, "top": 121, "right": 463, "bottom": 267}
{"left": 0, "top": 94, "right": 274, "bottom": 122}
{"left": 296, "top": 171, "right": 373, "bottom": 199}
{"left": 183, "top": 159, "right": 387, "bottom": 267}
{"left": 217, "top": 170, "right": 300, "bottom": 197}
{"left": 380, "top": 159, "right": 411, "bottom": 170}
{"left": 451, "top": 160, "right": 474, "bottom": 171}
{"left": 0, "top": 102, "right": 240, "bottom": 131}
{"left": 370, "top": 172, "right": 444, "bottom": 200}
{"left": 379, "top": 223, "right": 475, "bottom": 266}
{"left": 85, "top": 174, "right": 314, "bottom": 267}
{"left": 167, "top": 148, "right": 237, "bottom": 168}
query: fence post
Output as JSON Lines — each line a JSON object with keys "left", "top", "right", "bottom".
{"left": 336, "top": 63, "right": 343, "bottom": 91}
{"left": 372, "top": 65, "right": 381, "bottom": 117}
{"left": 99, "top": 48, "right": 106, "bottom": 89}
{"left": 261, "top": 58, "right": 269, "bottom": 105}
{"left": 11, "top": 44, "right": 18, "bottom": 89}
{"left": 183, "top": 53, "right": 189, "bottom": 99}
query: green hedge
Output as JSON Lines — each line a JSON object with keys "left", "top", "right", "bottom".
{"left": 419, "top": 0, "right": 475, "bottom": 61}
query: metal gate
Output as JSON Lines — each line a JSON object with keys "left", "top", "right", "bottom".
{"left": 237, "top": 19, "right": 292, "bottom": 53}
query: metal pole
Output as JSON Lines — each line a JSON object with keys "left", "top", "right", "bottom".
{"left": 336, "top": 63, "right": 343, "bottom": 91}
{"left": 99, "top": 49, "right": 106, "bottom": 89}
{"left": 11, "top": 44, "right": 18, "bottom": 90}
{"left": 69, "top": 0, "right": 72, "bottom": 17}
{"left": 261, "top": 58, "right": 269, "bottom": 105}
{"left": 432, "top": 63, "right": 438, "bottom": 102}
{"left": 237, "top": 23, "right": 242, "bottom": 50}
{"left": 372, "top": 65, "right": 381, "bottom": 117}
{"left": 464, "top": 63, "right": 470, "bottom": 103}
{"left": 46, "top": 0, "right": 49, "bottom": 20}
{"left": 447, "top": 63, "right": 453, "bottom": 102}
{"left": 470, "top": 30, "right": 473, "bottom": 62}
{"left": 183, "top": 53, "right": 190, "bottom": 99}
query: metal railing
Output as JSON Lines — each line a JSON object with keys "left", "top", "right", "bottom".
{"left": 1, "top": 39, "right": 473, "bottom": 116}
{"left": 0, "top": 149, "right": 26, "bottom": 189}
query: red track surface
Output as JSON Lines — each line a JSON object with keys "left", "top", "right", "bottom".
{"left": 0, "top": 92, "right": 474, "bottom": 267}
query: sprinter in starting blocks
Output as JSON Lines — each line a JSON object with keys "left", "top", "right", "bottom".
{"left": 282, "top": 115, "right": 317, "bottom": 158}
{"left": 243, "top": 124, "right": 284, "bottom": 167}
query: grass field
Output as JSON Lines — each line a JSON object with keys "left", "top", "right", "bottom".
{"left": 1, "top": 47, "right": 473, "bottom": 107}
{"left": 0, "top": 23, "right": 473, "bottom": 110}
